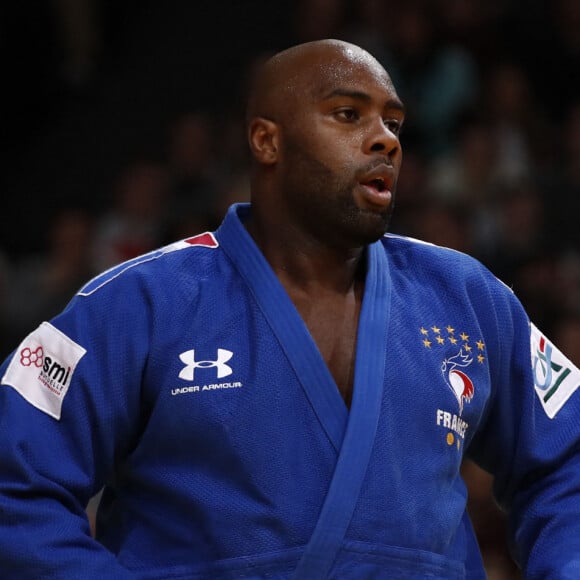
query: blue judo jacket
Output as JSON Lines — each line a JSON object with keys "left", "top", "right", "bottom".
{"left": 1, "top": 203, "right": 580, "bottom": 578}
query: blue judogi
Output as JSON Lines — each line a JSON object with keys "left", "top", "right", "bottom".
{"left": 1, "top": 203, "right": 579, "bottom": 578}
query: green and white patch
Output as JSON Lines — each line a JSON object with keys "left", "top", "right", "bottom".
{"left": 531, "top": 323, "right": 580, "bottom": 419}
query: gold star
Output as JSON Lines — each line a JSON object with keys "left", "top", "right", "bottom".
{"left": 431, "top": 326, "right": 441, "bottom": 334}
{"left": 460, "top": 332, "right": 469, "bottom": 341}
{"left": 446, "top": 325, "right": 455, "bottom": 334}
{"left": 449, "top": 337, "right": 458, "bottom": 345}
{"left": 477, "top": 354, "right": 485, "bottom": 363}
{"left": 476, "top": 340, "right": 485, "bottom": 351}
{"left": 420, "top": 327, "right": 429, "bottom": 335}
{"left": 436, "top": 336, "right": 445, "bottom": 345}
{"left": 464, "top": 344, "right": 472, "bottom": 352}
{"left": 423, "top": 339, "right": 432, "bottom": 348}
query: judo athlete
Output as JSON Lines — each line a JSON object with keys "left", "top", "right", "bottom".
{"left": 1, "top": 39, "right": 580, "bottom": 579}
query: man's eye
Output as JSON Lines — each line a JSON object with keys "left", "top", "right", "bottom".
{"left": 336, "top": 109, "right": 359, "bottom": 122}
{"left": 384, "top": 119, "right": 402, "bottom": 135}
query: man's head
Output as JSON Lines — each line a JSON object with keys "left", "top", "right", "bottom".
{"left": 246, "top": 39, "right": 405, "bottom": 248}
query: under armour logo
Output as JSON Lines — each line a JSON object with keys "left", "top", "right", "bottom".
{"left": 178, "top": 349, "right": 233, "bottom": 381}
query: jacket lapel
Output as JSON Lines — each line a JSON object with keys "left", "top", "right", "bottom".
{"left": 217, "top": 204, "right": 391, "bottom": 577}
{"left": 292, "top": 238, "right": 391, "bottom": 578}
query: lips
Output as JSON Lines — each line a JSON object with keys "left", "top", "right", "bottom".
{"left": 363, "top": 176, "right": 388, "bottom": 193}
{"left": 359, "top": 164, "right": 394, "bottom": 192}
{"left": 358, "top": 163, "right": 394, "bottom": 207}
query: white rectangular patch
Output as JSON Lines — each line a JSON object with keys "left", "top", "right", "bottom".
{"left": 1, "top": 322, "right": 86, "bottom": 420}
{"left": 530, "top": 323, "right": 580, "bottom": 419}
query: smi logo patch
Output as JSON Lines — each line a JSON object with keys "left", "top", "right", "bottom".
{"left": 1, "top": 322, "right": 86, "bottom": 420}
{"left": 20, "top": 346, "right": 72, "bottom": 394}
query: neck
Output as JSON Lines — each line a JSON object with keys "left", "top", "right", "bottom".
{"left": 245, "top": 211, "right": 366, "bottom": 295}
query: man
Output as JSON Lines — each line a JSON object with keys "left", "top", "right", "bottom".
{"left": 1, "top": 39, "right": 579, "bottom": 579}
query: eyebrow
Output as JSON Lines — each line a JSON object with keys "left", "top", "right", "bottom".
{"left": 322, "top": 88, "right": 405, "bottom": 113}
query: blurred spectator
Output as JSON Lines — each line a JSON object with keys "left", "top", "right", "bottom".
{"left": 543, "top": 101, "right": 580, "bottom": 253}
{"left": 550, "top": 314, "right": 580, "bottom": 367}
{"left": 52, "top": 0, "right": 101, "bottom": 92}
{"left": 437, "top": 0, "right": 507, "bottom": 69}
{"left": 164, "top": 111, "right": 220, "bottom": 222}
{"left": 290, "top": 0, "right": 346, "bottom": 43}
{"left": 215, "top": 110, "right": 252, "bottom": 177}
{"left": 388, "top": 150, "right": 430, "bottom": 238}
{"left": 515, "top": 0, "right": 580, "bottom": 122}
{"left": 483, "top": 61, "right": 551, "bottom": 182}
{"left": 379, "top": 0, "right": 479, "bottom": 158}
{"left": 212, "top": 171, "right": 251, "bottom": 222}
{"left": 340, "top": 0, "right": 392, "bottom": 66}
{"left": 427, "top": 117, "right": 502, "bottom": 255}
{"left": 478, "top": 181, "right": 561, "bottom": 332}
{"left": 554, "top": 251, "right": 580, "bottom": 319}
{"left": 507, "top": 251, "right": 563, "bottom": 337}
{"left": 91, "top": 159, "right": 170, "bottom": 271}
{"left": 410, "top": 199, "right": 473, "bottom": 254}
{"left": 161, "top": 169, "right": 252, "bottom": 247}
{"left": 481, "top": 181, "right": 549, "bottom": 279}
{"left": 1, "top": 208, "right": 94, "bottom": 356}
{"left": 0, "top": 249, "right": 13, "bottom": 359}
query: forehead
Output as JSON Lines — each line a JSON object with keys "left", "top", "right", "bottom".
{"left": 300, "top": 46, "right": 398, "bottom": 102}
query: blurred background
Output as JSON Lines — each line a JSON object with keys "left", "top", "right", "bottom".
{"left": 1, "top": 1, "right": 579, "bottom": 577}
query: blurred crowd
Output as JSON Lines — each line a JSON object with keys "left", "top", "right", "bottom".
{"left": 1, "top": 1, "right": 580, "bottom": 578}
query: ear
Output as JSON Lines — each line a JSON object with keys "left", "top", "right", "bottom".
{"left": 248, "top": 117, "right": 280, "bottom": 165}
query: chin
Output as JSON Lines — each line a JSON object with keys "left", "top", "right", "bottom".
{"left": 344, "top": 216, "right": 391, "bottom": 247}
{"left": 329, "top": 194, "right": 394, "bottom": 246}
{"left": 358, "top": 207, "right": 393, "bottom": 240}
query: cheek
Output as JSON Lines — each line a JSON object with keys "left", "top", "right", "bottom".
{"left": 283, "top": 124, "right": 361, "bottom": 187}
{"left": 309, "top": 142, "right": 359, "bottom": 184}
{"left": 292, "top": 115, "right": 360, "bottom": 155}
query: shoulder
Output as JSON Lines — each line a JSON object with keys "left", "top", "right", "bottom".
{"left": 78, "top": 232, "right": 221, "bottom": 297}
{"left": 49, "top": 232, "right": 224, "bottom": 350}
{"left": 381, "top": 233, "right": 486, "bottom": 271}
{"left": 380, "top": 233, "right": 515, "bottom": 299}
{"left": 379, "top": 233, "right": 531, "bottom": 364}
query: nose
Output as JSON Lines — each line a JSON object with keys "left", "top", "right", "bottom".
{"left": 365, "top": 118, "right": 401, "bottom": 158}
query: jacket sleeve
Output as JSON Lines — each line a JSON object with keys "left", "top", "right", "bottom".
{"left": 466, "top": 270, "right": 580, "bottom": 579}
{"left": 0, "top": 279, "right": 149, "bottom": 578}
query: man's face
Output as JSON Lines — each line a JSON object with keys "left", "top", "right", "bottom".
{"left": 276, "top": 48, "right": 405, "bottom": 248}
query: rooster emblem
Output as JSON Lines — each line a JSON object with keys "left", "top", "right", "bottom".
{"left": 441, "top": 349, "right": 475, "bottom": 415}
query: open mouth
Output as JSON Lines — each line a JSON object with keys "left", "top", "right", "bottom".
{"left": 366, "top": 177, "right": 387, "bottom": 193}
{"left": 358, "top": 175, "right": 392, "bottom": 209}
{"left": 358, "top": 163, "right": 394, "bottom": 208}
{"left": 361, "top": 177, "right": 389, "bottom": 194}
